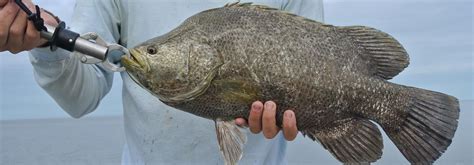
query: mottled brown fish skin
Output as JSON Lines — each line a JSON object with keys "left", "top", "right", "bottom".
{"left": 122, "top": 3, "right": 459, "bottom": 164}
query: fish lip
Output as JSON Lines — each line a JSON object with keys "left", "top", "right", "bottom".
{"left": 123, "top": 49, "right": 150, "bottom": 71}
{"left": 129, "top": 49, "right": 145, "bottom": 67}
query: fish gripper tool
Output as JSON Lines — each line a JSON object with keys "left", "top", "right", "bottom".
{"left": 14, "top": 0, "right": 129, "bottom": 72}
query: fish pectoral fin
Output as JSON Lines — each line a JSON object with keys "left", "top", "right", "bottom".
{"left": 303, "top": 118, "right": 383, "bottom": 164}
{"left": 215, "top": 119, "right": 248, "bottom": 165}
{"left": 341, "top": 26, "right": 409, "bottom": 80}
{"left": 213, "top": 79, "right": 260, "bottom": 104}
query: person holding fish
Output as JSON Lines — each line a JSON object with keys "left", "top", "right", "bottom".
{"left": 0, "top": 0, "right": 324, "bottom": 164}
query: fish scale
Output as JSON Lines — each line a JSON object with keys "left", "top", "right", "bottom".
{"left": 121, "top": 3, "right": 459, "bottom": 165}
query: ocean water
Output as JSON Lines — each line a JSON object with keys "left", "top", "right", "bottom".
{"left": 0, "top": 56, "right": 124, "bottom": 120}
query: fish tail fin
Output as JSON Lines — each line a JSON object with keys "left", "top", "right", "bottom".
{"left": 383, "top": 88, "right": 459, "bottom": 164}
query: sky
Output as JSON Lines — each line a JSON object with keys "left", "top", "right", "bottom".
{"left": 0, "top": 0, "right": 472, "bottom": 164}
{"left": 0, "top": 0, "right": 472, "bottom": 120}
{"left": 324, "top": 0, "right": 473, "bottom": 100}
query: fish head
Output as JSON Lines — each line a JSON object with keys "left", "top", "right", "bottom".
{"left": 122, "top": 37, "right": 223, "bottom": 103}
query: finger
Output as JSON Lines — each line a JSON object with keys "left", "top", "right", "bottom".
{"left": 262, "top": 101, "right": 279, "bottom": 139}
{"left": 40, "top": 8, "right": 59, "bottom": 26}
{"left": 234, "top": 118, "right": 247, "bottom": 127}
{"left": 22, "top": 19, "right": 42, "bottom": 50}
{"left": 7, "top": 9, "right": 28, "bottom": 53}
{"left": 0, "top": 2, "right": 20, "bottom": 50}
{"left": 248, "top": 101, "right": 263, "bottom": 133}
{"left": 282, "top": 110, "right": 298, "bottom": 141}
{"left": 0, "top": 0, "right": 7, "bottom": 8}
{"left": 24, "top": 1, "right": 50, "bottom": 49}
{"left": 23, "top": 0, "right": 53, "bottom": 26}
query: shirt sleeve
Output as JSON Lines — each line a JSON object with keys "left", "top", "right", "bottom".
{"left": 29, "top": 0, "right": 122, "bottom": 118}
{"left": 282, "top": 0, "right": 325, "bottom": 22}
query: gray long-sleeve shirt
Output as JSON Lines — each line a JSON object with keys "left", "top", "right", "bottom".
{"left": 29, "top": 0, "right": 324, "bottom": 164}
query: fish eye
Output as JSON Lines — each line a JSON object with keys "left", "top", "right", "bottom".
{"left": 147, "top": 47, "right": 157, "bottom": 54}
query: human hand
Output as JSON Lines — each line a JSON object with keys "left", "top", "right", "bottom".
{"left": 0, "top": 0, "right": 58, "bottom": 54}
{"left": 235, "top": 101, "right": 298, "bottom": 141}
{"left": 0, "top": 0, "right": 7, "bottom": 7}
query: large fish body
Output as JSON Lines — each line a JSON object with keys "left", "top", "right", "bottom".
{"left": 122, "top": 3, "right": 459, "bottom": 165}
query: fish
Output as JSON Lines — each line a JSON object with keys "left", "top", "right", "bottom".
{"left": 121, "top": 2, "right": 460, "bottom": 165}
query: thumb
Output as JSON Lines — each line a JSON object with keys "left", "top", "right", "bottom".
{"left": 40, "top": 8, "right": 59, "bottom": 26}
{"left": 234, "top": 118, "right": 248, "bottom": 127}
{"left": 0, "top": 0, "right": 7, "bottom": 8}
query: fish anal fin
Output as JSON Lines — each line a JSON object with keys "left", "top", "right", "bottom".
{"left": 215, "top": 119, "right": 248, "bottom": 165}
{"left": 341, "top": 26, "right": 410, "bottom": 79}
{"left": 303, "top": 118, "right": 383, "bottom": 164}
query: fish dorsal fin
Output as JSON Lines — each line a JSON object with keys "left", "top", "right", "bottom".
{"left": 224, "top": 2, "right": 275, "bottom": 11}
{"left": 215, "top": 119, "right": 248, "bottom": 165}
{"left": 341, "top": 26, "right": 410, "bottom": 79}
{"left": 223, "top": 1, "right": 323, "bottom": 25}
{"left": 224, "top": 1, "right": 253, "bottom": 8}
{"left": 303, "top": 118, "right": 383, "bottom": 164}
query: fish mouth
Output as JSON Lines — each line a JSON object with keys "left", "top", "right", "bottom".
{"left": 122, "top": 49, "right": 149, "bottom": 71}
